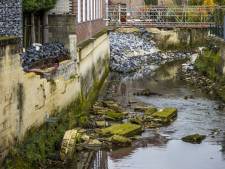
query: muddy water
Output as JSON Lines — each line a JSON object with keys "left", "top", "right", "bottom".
{"left": 96, "top": 61, "right": 225, "bottom": 169}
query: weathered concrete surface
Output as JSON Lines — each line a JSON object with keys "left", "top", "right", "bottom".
{"left": 0, "top": 33, "right": 110, "bottom": 161}
{"left": 146, "top": 28, "right": 209, "bottom": 50}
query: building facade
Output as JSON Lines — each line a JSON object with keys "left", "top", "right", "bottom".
{"left": 50, "top": 0, "right": 107, "bottom": 44}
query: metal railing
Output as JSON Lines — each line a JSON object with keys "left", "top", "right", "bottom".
{"left": 107, "top": 5, "right": 225, "bottom": 28}
{"left": 209, "top": 24, "right": 224, "bottom": 39}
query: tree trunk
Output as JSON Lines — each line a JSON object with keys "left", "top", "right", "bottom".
{"left": 23, "top": 15, "right": 27, "bottom": 47}
{"left": 43, "top": 11, "right": 49, "bottom": 43}
{"left": 37, "top": 14, "right": 41, "bottom": 43}
{"left": 31, "top": 13, "right": 36, "bottom": 44}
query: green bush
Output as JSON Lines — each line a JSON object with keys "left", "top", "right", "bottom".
{"left": 195, "top": 49, "right": 221, "bottom": 80}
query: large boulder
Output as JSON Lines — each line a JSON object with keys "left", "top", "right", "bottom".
{"left": 110, "top": 135, "right": 132, "bottom": 147}
{"left": 144, "top": 107, "right": 158, "bottom": 115}
{"left": 182, "top": 134, "right": 206, "bottom": 144}
{"left": 99, "top": 123, "right": 142, "bottom": 137}
{"left": 151, "top": 107, "right": 177, "bottom": 124}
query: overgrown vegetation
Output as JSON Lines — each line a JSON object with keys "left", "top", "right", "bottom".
{"left": 194, "top": 46, "right": 225, "bottom": 101}
{"left": 195, "top": 48, "right": 222, "bottom": 80}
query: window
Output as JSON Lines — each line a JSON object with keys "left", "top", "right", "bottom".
{"left": 100, "top": 0, "right": 102, "bottom": 18}
{"left": 87, "top": 0, "right": 90, "bottom": 21}
{"left": 93, "top": 0, "right": 96, "bottom": 20}
{"left": 91, "top": 0, "right": 93, "bottom": 20}
{"left": 78, "top": 0, "right": 81, "bottom": 23}
{"left": 96, "top": 0, "right": 99, "bottom": 19}
{"left": 83, "top": 0, "right": 86, "bottom": 22}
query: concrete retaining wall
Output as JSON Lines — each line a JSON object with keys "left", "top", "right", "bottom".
{"left": 0, "top": 33, "right": 110, "bottom": 161}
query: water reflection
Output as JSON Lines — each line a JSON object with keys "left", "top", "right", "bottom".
{"left": 91, "top": 61, "right": 225, "bottom": 169}
{"left": 108, "top": 140, "right": 225, "bottom": 169}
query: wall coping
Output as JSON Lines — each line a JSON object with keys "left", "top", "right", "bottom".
{"left": 0, "top": 36, "right": 21, "bottom": 46}
{"left": 77, "top": 28, "right": 108, "bottom": 50}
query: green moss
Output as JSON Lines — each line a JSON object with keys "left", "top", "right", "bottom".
{"left": 99, "top": 123, "right": 142, "bottom": 137}
{"left": 152, "top": 108, "right": 177, "bottom": 123}
{"left": 182, "top": 134, "right": 206, "bottom": 144}
{"left": 105, "top": 111, "right": 124, "bottom": 121}
{"left": 110, "top": 135, "right": 132, "bottom": 146}
{"left": 153, "top": 108, "right": 177, "bottom": 118}
{"left": 144, "top": 107, "right": 157, "bottom": 115}
{"left": 129, "top": 115, "right": 143, "bottom": 125}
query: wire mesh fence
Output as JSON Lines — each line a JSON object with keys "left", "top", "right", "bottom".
{"left": 108, "top": 5, "right": 225, "bottom": 28}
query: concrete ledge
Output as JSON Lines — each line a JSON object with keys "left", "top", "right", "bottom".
{"left": 0, "top": 37, "right": 21, "bottom": 46}
{"left": 77, "top": 28, "right": 108, "bottom": 50}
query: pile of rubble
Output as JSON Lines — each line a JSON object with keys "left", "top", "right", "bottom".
{"left": 109, "top": 31, "right": 191, "bottom": 78}
{"left": 21, "top": 42, "right": 70, "bottom": 70}
{"left": 60, "top": 100, "right": 178, "bottom": 161}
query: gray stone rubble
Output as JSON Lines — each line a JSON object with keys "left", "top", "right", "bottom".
{"left": 0, "top": 0, "right": 22, "bottom": 37}
{"left": 109, "top": 31, "right": 192, "bottom": 79}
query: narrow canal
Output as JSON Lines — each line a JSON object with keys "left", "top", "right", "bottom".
{"left": 103, "top": 69, "right": 225, "bottom": 169}
{"left": 89, "top": 31, "right": 225, "bottom": 169}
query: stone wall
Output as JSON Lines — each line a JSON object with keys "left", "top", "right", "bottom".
{"left": 0, "top": 33, "right": 110, "bottom": 161}
{"left": 48, "top": 15, "right": 77, "bottom": 49}
{"left": 0, "top": 0, "right": 22, "bottom": 37}
{"left": 48, "top": 14, "right": 106, "bottom": 45}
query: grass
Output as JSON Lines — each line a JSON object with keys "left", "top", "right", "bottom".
{"left": 195, "top": 49, "right": 222, "bottom": 81}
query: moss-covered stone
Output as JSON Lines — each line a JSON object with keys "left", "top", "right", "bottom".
{"left": 144, "top": 107, "right": 158, "bottom": 115}
{"left": 105, "top": 111, "right": 124, "bottom": 121}
{"left": 110, "top": 135, "right": 132, "bottom": 147}
{"left": 134, "top": 105, "right": 154, "bottom": 112}
{"left": 152, "top": 108, "right": 177, "bottom": 124}
{"left": 129, "top": 115, "right": 143, "bottom": 125}
{"left": 102, "top": 100, "right": 123, "bottom": 112}
{"left": 99, "top": 123, "right": 142, "bottom": 137}
{"left": 92, "top": 100, "right": 125, "bottom": 121}
{"left": 182, "top": 134, "right": 206, "bottom": 144}
{"left": 96, "top": 121, "right": 109, "bottom": 128}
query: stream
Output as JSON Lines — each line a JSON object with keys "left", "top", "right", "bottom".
{"left": 91, "top": 60, "right": 225, "bottom": 169}
{"left": 63, "top": 31, "right": 225, "bottom": 169}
